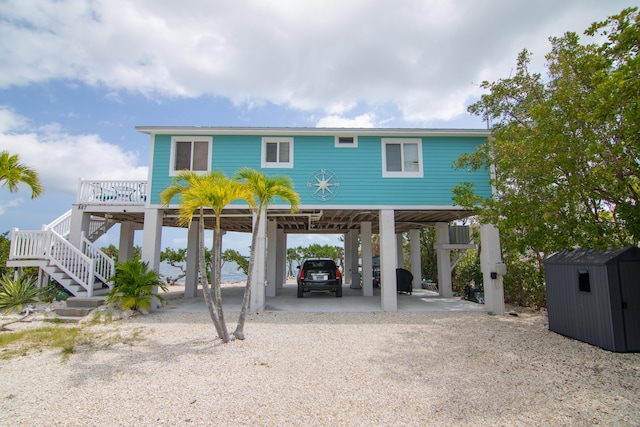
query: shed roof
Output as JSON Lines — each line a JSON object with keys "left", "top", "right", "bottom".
{"left": 545, "top": 247, "right": 640, "bottom": 265}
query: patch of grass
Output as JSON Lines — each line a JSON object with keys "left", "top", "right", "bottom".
{"left": 0, "top": 324, "right": 145, "bottom": 361}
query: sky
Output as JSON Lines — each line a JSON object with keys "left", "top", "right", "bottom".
{"left": 0, "top": 0, "right": 633, "bottom": 255}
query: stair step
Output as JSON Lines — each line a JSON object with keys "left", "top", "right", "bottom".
{"left": 66, "top": 297, "right": 106, "bottom": 308}
{"left": 55, "top": 307, "right": 93, "bottom": 317}
{"left": 43, "top": 316, "right": 81, "bottom": 324}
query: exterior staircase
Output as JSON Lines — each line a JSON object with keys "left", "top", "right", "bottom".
{"left": 8, "top": 210, "right": 117, "bottom": 297}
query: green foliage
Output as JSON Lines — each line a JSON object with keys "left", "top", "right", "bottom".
{"left": 37, "top": 282, "right": 70, "bottom": 303}
{"left": 222, "top": 249, "right": 249, "bottom": 275}
{"left": 503, "top": 256, "right": 546, "bottom": 308}
{"left": 0, "top": 231, "right": 11, "bottom": 278}
{"left": 454, "top": 8, "right": 639, "bottom": 306}
{"left": 0, "top": 150, "right": 43, "bottom": 198}
{"left": 452, "top": 252, "right": 483, "bottom": 294}
{"left": 0, "top": 274, "right": 39, "bottom": 314}
{"left": 419, "top": 228, "right": 437, "bottom": 281}
{"left": 107, "top": 259, "right": 167, "bottom": 311}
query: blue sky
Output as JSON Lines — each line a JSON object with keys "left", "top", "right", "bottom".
{"left": 0, "top": 0, "right": 633, "bottom": 255}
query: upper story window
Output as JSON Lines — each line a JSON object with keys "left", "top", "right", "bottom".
{"left": 381, "top": 138, "right": 423, "bottom": 178}
{"left": 170, "top": 137, "right": 212, "bottom": 175}
{"left": 335, "top": 135, "right": 358, "bottom": 148}
{"left": 262, "top": 137, "right": 293, "bottom": 168}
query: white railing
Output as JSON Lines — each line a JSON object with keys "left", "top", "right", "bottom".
{"left": 82, "top": 236, "right": 115, "bottom": 286}
{"left": 49, "top": 230, "right": 95, "bottom": 296}
{"left": 77, "top": 179, "right": 148, "bottom": 206}
{"left": 10, "top": 229, "right": 51, "bottom": 259}
{"left": 10, "top": 228, "right": 101, "bottom": 296}
{"left": 46, "top": 210, "right": 72, "bottom": 236}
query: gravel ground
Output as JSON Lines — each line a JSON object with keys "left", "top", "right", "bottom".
{"left": 0, "top": 304, "right": 639, "bottom": 426}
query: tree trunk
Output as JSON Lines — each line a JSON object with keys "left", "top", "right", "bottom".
{"left": 197, "top": 209, "right": 224, "bottom": 340}
{"left": 233, "top": 206, "right": 262, "bottom": 340}
{"left": 213, "top": 215, "right": 231, "bottom": 343}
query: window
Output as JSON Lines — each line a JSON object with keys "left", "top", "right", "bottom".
{"left": 335, "top": 135, "right": 358, "bottom": 148}
{"left": 262, "top": 137, "right": 293, "bottom": 168}
{"left": 381, "top": 138, "right": 423, "bottom": 177}
{"left": 578, "top": 269, "right": 591, "bottom": 292}
{"left": 170, "top": 137, "right": 212, "bottom": 175}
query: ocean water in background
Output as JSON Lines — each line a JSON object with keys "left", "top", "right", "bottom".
{"left": 159, "top": 261, "right": 247, "bottom": 283}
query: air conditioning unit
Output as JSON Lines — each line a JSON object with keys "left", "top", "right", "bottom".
{"left": 449, "top": 225, "right": 470, "bottom": 244}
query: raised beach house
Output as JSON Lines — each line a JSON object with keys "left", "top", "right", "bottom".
{"left": 9, "top": 127, "right": 505, "bottom": 314}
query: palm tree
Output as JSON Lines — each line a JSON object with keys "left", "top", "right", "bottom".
{"left": 233, "top": 167, "right": 300, "bottom": 340}
{"left": 0, "top": 150, "right": 43, "bottom": 198}
{"left": 160, "top": 171, "right": 254, "bottom": 343}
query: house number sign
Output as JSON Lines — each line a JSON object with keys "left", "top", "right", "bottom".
{"left": 307, "top": 169, "right": 340, "bottom": 201}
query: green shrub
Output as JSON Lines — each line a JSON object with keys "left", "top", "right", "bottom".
{"left": 0, "top": 274, "right": 40, "bottom": 314}
{"left": 107, "top": 259, "right": 167, "bottom": 311}
{"left": 452, "top": 251, "right": 483, "bottom": 294}
{"left": 503, "top": 257, "right": 546, "bottom": 308}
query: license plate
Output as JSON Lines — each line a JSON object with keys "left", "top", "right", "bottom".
{"left": 312, "top": 274, "right": 328, "bottom": 280}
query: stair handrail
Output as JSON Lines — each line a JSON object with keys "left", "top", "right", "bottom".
{"left": 48, "top": 229, "right": 96, "bottom": 297}
{"left": 81, "top": 235, "right": 115, "bottom": 286}
{"left": 45, "top": 210, "right": 72, "bottom": 237}
{"left": 9, "top": 228, "right": 51, "bottom": 260}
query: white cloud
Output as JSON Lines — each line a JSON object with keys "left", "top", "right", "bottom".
{"left": 0, "top": 108, "right": 147, "bottom": 194}
{"left": 0, "top": 198, "right": 23, "bottom": 215}
{"left": 0, "top": 0, "right": 629, "bottom": 124}
{"left": 315, "top": 113, "right": 378, "bottom": 128}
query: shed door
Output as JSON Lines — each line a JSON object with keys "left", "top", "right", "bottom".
{"left": 619, "top": 261, "right": 640, "bottom": 351}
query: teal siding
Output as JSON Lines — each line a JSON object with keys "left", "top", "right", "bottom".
{"left": 150, "top": 133, "right": 491, "bottom": 206}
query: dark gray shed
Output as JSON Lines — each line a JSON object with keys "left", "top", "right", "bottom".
{"left": 544, "top": 247, "right": 640, "bottom": 352}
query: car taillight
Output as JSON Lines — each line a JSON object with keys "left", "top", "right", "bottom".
{"left": 299, "top": 269, "right": 305, "bottom": 279}
{"left": 335, "top": 269, "right": 341, "bottom": 280}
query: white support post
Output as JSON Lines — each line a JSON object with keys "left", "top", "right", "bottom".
{"left": 184, "top": 218, "right": 199, "bottom": 298}
{"left": 250, "top": 209, "right": 267, "bottom": 312}
{"left": 480, "top": 224, "right": 505, "bottom": 315}
{"left": 435, "top": 222, "right": 453, "bottom": 297}
{"left": 349, "top": 229, "right": 359, "bottom": 288}
{"left": 361, "top": 222, "right": 373, "bottom": 297}
{"left": 379, "top": 209, "right": 397, "bottom": 311}
{"left": 276, "top": 229, "right": 286, "bottom": 289}
{"left": 69, "top": 206, "right": 90, "bottom": 249}
{"left": 396, "top": 233, "right": 405, "bottom": 268}
{"left": 141, "top": 208, "right": 163, "bottom": 310}
{"left": 410, "top": 229, "right": 422, "bottom": 290}
{"left": 266, "top": 220, "right": 277, "bottom": 297}
{"left": 118, "top": 221, "right": 136, "bottom": 263}
{"left": 343, "top": 231, "right": 352, "bottom": 285}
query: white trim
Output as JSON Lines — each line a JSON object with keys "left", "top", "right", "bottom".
{"left": 381, "top": 138, "right": 424, "bottom": 178}
{"left": 261, "top": 137, "right": 294, "bottom": 168}
{"left": 169, "top": 136, "right": 212, "bottom": 176}
{"left": 334, "top": 135, "right": 358, "bottom": 148}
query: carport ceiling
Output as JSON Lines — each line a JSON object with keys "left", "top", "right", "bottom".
{"left": 96, "top": 208, "right": 473, "bottom": 234}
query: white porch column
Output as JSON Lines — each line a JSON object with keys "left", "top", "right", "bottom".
{"left": 379, "top": 209, "right": 398, "bottom": 311}
{"left": 410, "top": 229, "right": 422, "bottom": 290}
{"left": 349, "top": 229, "right": 359, "bottom": 288}
{"left": 69, "top": 206, "right": 91, "bottom": 248}
{"left": 266, "top": 220, "right": 278, "bottom": 297}
{"left": 276, "top": 229, "right": 286, "bottom": 289}
{"left": 184, "top": 218, "right": 199, "bottom": 298}
{"left": 118, "top": 221, "right": 137, "bottom": 263}
{"left": 343, "top": 232, "right": 351, "bottom": 285}
{"left": 141, "top": 208, "right": 163, "bottom": 310}
{"left": 396, "top": 233, "right": 405, "bottom": 268}
{"left": 361, "top": 221, "right": 373, "bottom": 297}
{"left": 435, "top": 222, "right": 453, "bottom": 297}
{"left": 250, "top": 209, "right": 267, "bottom": 312}
{"left": 480, "top": 224, "right": 505, "bottom": 315}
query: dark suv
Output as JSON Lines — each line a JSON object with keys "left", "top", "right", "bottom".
{"left": 296, "top": 258, "right": 342, "bottom": 298}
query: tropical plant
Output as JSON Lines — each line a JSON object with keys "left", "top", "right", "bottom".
{"left": 0, "top": 274, "right": 40, "bottom": 314}
{"left": 160, "top": 171, "right": 254, "bottom": 343}
{"left": 222, "top": 249, "right": 249, "bottom": 275}
{"left": 233, "top": 167, "right": 299, "bottom": 340}
{"left": 106, "top": 259, "right": 167, "bottom": 311}
{"left": 0, "top": 150, "right": 43, "bottom": 198}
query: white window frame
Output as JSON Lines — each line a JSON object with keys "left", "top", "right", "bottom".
{"left": 381, "top": 138, "right": 423, "bottom": 178}
{"left": 334, "top": 135, "right": 358, "bottom": 148}
{"left": 262, "top": 137, "right": 294, "bottom": 168}
{"left": 169, "top": 136, "right": 212, "bottom": 176}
